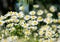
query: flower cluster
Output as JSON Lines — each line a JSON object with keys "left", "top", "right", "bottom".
{"left": 0, "top": 5, "right": 60, "bottom": 42}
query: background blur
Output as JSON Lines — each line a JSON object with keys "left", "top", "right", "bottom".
{"left": 0, "top": 0, "right": 60, "bottom": 15}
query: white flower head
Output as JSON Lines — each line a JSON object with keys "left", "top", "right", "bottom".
{"left": 22, "top": 23, "right": 29, "bottom": 28}
{"left": 44, "top": 18, "right": 52, "bottom": 24}
{"left": 0, "top": 21, "right": 5, "bottom": 26}
{"left": 27, "top": 20, "right": 33, "bottom": 25}
{"left": 31, "top": 20, "right": 38, "bottom": 25}
{"left": 24, "top": 15, "right": 30, "bottom": 20}
{"left": 33, "top": 4, "right": 39, "bottom": 8}
{"left": 29, "top": 11, "right": 36, "bottom": 15}
{"left": 14, "top": 19, "right": 19, "bottom": 23}
{"left": 38, "top": 30, "right": 44, "bottom": 35}
{"left": 52, "top": 19, "right": 58, "bottom": 23}
{"left": 24, "top": 30, "right": 31, "bottom": 35}
{"left": 44, "top": 9, "right": 48, "bottom": 14}
{"left": 45, "top": 31, "right": 52, "bottom": 37}
{"left": 37, "top": 16, "right": 43, "bottom": 22}
{"left": 58, "top": 12, "right": 60, "bottom": 19}
{"left": 31, "top": 15, "right": 37, "bottom": 20}
{"left": 47, "top": 13, "right": 53, "bottom": 17}
{"left": 49, "top": 6, "right": 57, "bottom": 12}
{"left": 8, "top": 11, "right": 17, "bottom": 16}
{"left": 19, "top": 6, "right": 24, "bottom": 10}
{"left": 37, "top": 10, "right": 44, "bottom": 15}
{"left": 6, "top": 23, "right": 14, "bottom": 28}
{"left": 11, "top": 16, "right": 17, "bottom": 19}
{"left": 19, "top": 20, "right": 25, "bottom": 25}
{"left": 28, "top": 26, "right": 37, "bottom": 30}
{"left": 0, "top": 15, "right": 6, "bottom": 20}
{"left": 17, "top": 11, "right": 24, "bottom": 18}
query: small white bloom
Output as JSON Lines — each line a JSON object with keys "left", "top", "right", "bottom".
{"left": 28, "top": 26, "right": 37, "bottom": 30}
{"left": 47, "top": 13, "right": 53, "bottom": 17}
{"left": 24, "top": 15, "right": 30, "bottom": 20}
{"left": 24, "top": 30, "right": 31, "bottom": 35}
{"left": 58, "top": 12, "right": 60, "bottom": 16}
{"left": 0, "top": 21, "right": 5, "bottom": 26}
{"left": 37, "top": 10, "right": 44, "bottom": 15}
{"left": 8, "top": 11, "right": 17, "bottom": 16}
{"left": 49, "top": 6, "right": 57, "bottom": 12}
{"left": 27, "top": 20, "right": 33, "bottom": 25}
{"left": 17, "top": 11, "right": 24, "bottom": 18}
{"left": 14, "top": 19, "right": 19, "bottom": 23}
{"left": 6, "top": 23, "right": 14, "bottom": 27}
{"left": 10, "top": 27, "right": 15, "bottom": 32}
{"left": 51, "top": 25, "right": 57, "bottom": 29}
{"left": 11, "top": 16, "right": 17, "bottom": 19}
{"left": 58, "top": 12, "right": 60, "bottom": 19}
{"left": 5, "top": 19, "right": 14, "bottom": 23}
{"left": 44, "top": 18, "right": 52, "bottom": 24}
{"left": 31, "top": 20, "right": 38, "bottom": 25}
{"left": 44, "top": 9, "right": 48, "bottom": 14}
{"left": 29, "top": 11, "right": 36, "bottom": 15}
{"left": 19, "top": 6, "right": 24, "bottom": 10}
{"left": 39, "top": 30, "right": 44, "bottom": 35}
{"left": 0, "top": 15, "right": 6, "bottom": 20}
{"left": 19, "top": 20, "right": 25, "bottom": 25}
{"left": 45, "top": 31, "right": 52, "bottom": 37}
{"left": 52, "top": 19, "right": 58, "bottom": 23}
{"left": 22, "top": 23, "right": 29, "bottom": 28}
{"left": 33, "top": 4, "right": 39, "bottom": 8}
{"left": 31, "top": 15, "right": 37, "bottom": 19}
{"left": 41, "top": 25, "right": 50, "bottom": 30}
{"left": 37, "top": 16, "right": 43, "bottom": 22}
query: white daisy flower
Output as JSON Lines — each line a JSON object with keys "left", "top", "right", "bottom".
{"left": 58, "top": 12, "right": 60, "bottom": 19}
{"left": 41, "top": 25, "right": 50, "bottom": 30}
{"left": 28, "top": 26, "right": 37, "bottom": 30}
{"left": 6, "top": 23, "right": 14, "bottom": 28}
{"left": 53, "top": 19, "right": 58, "bottom": 23}
{"left": 37, "top": 10, "right": 44, "bottom": 15}
{"left": 11, "top": 16, "right": 17, "bottom": 19}
{"left": 24, "top": 30, "right": 31, "bottom": 35}
{"left": 45, "top": 31, "right": 52, "bottom": 37}
{"left": 47, "top": 13, "right": 53, "bottom": 17}
{"left": 33, "top": 4, "right": 39, "bottom": 8}
{"left": 0, "top": 21, "right": 5, "bottom": 26}
{"left": 22, "top": 23, "right": 29, "bottom": 28}
{"left": 17, "top": 11, "right": 24, "bottom": 18}
{"left": 27, "top": 20, "right": 33, "bottom": 25}
{"left": 31, "top": 15, "right": 37, "bottom": 19}
{"left": 8, "top": 11, "right": 17, "bottom": 16}
{"left": 39, "top": 30, "right": 44, "bottom": 35}
{"left": 5, "top": 19, "right": 14, "bottom": 23}
{"left": 19, "top": 6, "right": 24, "bottom": 10}
{"left": 31, "top": 20, "right": 38, "bottom": 25}
{"left": 44, "top": 9, "right": 48, "bottom": 14}
{"left": 14, "top": 19, "right": 19, "bottom": 23}
{"left": 24, "top": 15, "right": 30, "bottom": 20}
{"left": 19, "top": 20, "right": 25, "bottom": 25}
{"left": 51, "top": 25, "right": 57, "bottom": 29}
{"left": 37, "top": 16, "right": 43, "bottom": 22}
{"left": 10, "top": 28, "right": 15, "bottom": 33}
{"left": 49, "top": 6, "right": 57, "bottom": 12}
{"left": 0, "top": 15, "right": 6, "bottom": 20}
{"left": 29, "top": 11, "right": 36, "bottom": 15}
{"left": 44, "top": 18, "right": 52, "bottom": 24}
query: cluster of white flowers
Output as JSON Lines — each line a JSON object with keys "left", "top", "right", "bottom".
{"left": 0, "top": 5, "right": 60, "bottom": 42}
